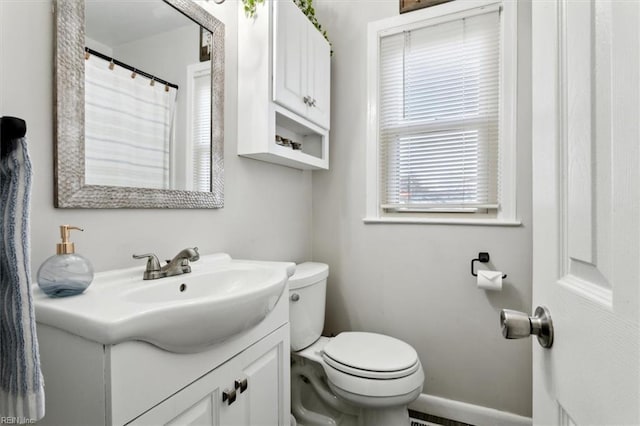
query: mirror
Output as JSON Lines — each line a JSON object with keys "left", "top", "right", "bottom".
{"left": 54, "top": 0, "right": 224, "bottom": 208}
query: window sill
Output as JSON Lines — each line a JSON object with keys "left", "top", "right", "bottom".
{"left": 362, "top": 217, "right": 522, "bottom": 227}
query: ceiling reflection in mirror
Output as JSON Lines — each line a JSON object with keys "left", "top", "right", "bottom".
{"left": 84, "top": 0, "right": 211, "bottom": 192}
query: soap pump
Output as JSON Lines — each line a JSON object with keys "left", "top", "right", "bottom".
{"left": 37, "top": 225, "right": 94, "bottom": 298}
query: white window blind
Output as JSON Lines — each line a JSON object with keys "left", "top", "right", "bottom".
{"left": 379, "top": 7, "right": 502, "bottom": 211}
{"left": 192, "top": 69, "right": 211, "bottom": 192}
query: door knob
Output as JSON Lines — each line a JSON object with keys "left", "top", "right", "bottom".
{"left": 500, "top": 306, "right": 554, "bottom": 348}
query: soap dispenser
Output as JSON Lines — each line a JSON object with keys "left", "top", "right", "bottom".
{"left": 37, "top": 225, "right": 94, "bottom": 298}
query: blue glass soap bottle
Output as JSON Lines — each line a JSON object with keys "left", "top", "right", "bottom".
{"left": 37, "top": 225, "right": 94, "bottom": 298}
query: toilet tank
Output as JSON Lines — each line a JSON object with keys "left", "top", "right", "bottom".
{"left": 289, "top": 262, "right": 329, "bottom": 351}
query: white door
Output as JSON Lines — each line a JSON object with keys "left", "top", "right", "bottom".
{"left": 531, "top": 0, "right": 639, "bottom": 424}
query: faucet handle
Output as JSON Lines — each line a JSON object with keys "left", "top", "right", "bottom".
{"left": 132, "top": 253, "right": 161, "bottom": 272}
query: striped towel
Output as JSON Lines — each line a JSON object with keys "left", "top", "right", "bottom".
{"left": 0, "top": 137, "right": 45, "bottom": 421}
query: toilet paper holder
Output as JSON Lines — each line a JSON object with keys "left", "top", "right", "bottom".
{"left": 471, "top": 252, "right": 507, "bottom": 279}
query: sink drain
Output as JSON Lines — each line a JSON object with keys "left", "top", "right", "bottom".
{"left": 179, "top": 283, "right": 187, "bottom": 292}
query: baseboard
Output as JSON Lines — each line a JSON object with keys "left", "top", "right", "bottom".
{"left": 409, "top": 394, "right": 532, "bottom": 426}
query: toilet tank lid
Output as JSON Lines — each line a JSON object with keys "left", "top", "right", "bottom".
{"left": 289, "top": 262, "right": 329, "bottom": 289}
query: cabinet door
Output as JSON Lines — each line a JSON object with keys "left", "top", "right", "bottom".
{"left": 223, "top": 326, "right": 289, "bottom": 426}
{"left": 274, "top": 0, "right": 308, "bottom": 118}
{"left": 306, "top": 26, "right": 331, "bottom": 129}
{"left": 127, "top": 326, "right": 289, "bottom": 426}
{"left": 128, "top": 362, "right": 228, "bottom": 426}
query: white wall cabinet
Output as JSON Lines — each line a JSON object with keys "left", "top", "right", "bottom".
{"left": 274, "top": 0, "right": 330, "bottom": 129}
{"left": 37, "top": 292, "right": 290, "bottom": 426}
{"left": 238, "top": 0, "right": 331, "bottom": 170}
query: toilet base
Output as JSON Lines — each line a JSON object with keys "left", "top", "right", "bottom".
{"left": 291, "top": 356, "right": 414, "bottom": 426}
{"left": 359, "top": 406, "right": 410, "bottom": 426}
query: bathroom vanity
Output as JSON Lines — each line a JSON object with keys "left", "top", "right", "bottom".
{"left": 34, "top": 254, "right": 293, "bottom": 426}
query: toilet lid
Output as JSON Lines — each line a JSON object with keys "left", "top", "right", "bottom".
{"left": 322, "top": 332, "right": 419, "bottom": 377}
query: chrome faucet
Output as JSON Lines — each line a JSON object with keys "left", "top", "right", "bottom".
{"left": 133, "top": 247, "right": 200, "bottom": 280}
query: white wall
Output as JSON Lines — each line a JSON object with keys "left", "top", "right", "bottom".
{"left": 311, "top": 0, "right": 533, "bottom": 417}
{"left": 0, "top": 0, "right": 313, "bottom": 273}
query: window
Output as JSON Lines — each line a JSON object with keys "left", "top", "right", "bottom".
{"left": 184, "top": 61, "right": 212, "bottom": 192}
{"left": 366, "top": 1, "right": 518, "bottom": 225}
{"left": 191, "top": 68, "right": 211, "bottom": 192}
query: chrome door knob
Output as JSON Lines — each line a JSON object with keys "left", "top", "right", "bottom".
{"left": 500, "top": 306, "right": 554, "bottom": 348}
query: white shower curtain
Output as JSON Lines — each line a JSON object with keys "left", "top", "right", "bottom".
{"left": 84, "top": 55, "right": 178, "bottom": 189}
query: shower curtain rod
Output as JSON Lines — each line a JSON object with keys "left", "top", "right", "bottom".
{"left": 85, "top": 47, "right": 180, "bottom": 90}
{"left": 0, "top": 116, "right": 27, "bottom": 158}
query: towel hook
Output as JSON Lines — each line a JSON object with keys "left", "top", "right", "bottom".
{"left": 0, "top": 116, "right": 27, "bottom": 158}
{"left": 471, "top": 252, "right": 507, "bottom": 279}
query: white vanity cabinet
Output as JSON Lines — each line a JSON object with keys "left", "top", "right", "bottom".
{"left": 36, "top": 290, "right": 290, "bottom": 426}
{"left": 130, "top": 326, "right": 288, "bottom": 426}
{"left": 238, "top": 0, "right": 331, "bottom": 170}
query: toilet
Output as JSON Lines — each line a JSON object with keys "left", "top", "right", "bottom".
{"left": 289, "top": 262, "right": 424, "bottom": 426}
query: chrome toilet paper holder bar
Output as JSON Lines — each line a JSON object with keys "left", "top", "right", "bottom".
{"left": 471, "top": 252, "right": 507, "bottom": 279}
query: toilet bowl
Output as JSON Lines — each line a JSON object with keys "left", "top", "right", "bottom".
{"left": 289, "top": 263, "right": 424, "bottom": 426}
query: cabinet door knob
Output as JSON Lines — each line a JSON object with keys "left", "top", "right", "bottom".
{"left": 234, "top": 378, "right": 248, "bottom": 393}
{"left": 310, "top": 98, "right": 317, "bottom": 107}
{"left": 222, "top": 388, "right": 237, "bottom": 405}
{"left": 303, "top": 95, "right": 312, "bottom": 105}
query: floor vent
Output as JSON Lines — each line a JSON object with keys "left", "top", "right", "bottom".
{"left": 410, "top": 419, "right": 439, "bottom": 426}
{"left": 409, "top": 409, "right": 475, "bottom": 426}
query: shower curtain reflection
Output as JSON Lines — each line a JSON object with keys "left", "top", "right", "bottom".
{"left": 84, "top": 53, "right": 178, "bottom": 190}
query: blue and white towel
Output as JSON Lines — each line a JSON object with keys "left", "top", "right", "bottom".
{"left": 0, "top": 137, "right": 45, "bottom": 421}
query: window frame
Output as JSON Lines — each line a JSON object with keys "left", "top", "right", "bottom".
{"left": 365, "top": 0, "right": 520, "bottom": 226}
{"left": 183, "top": 60, "right": 212, "bottom": 192}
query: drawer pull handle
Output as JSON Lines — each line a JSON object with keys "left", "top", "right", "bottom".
{"left": 235, "top": 378, "right": 248, "bottom": 393}
{"left": 222, "top": 388, "right": 236, "bottom": 405}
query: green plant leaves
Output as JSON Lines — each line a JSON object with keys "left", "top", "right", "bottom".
{"left": 241, "top": 0, "right": 332, "bottom": 54}
{"left": 243, "top": 0, "right": 265, "bottom": 17}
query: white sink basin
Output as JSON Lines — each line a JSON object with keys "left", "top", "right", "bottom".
{"left": 33, "top": 253, "right": 295, "bottom": 353}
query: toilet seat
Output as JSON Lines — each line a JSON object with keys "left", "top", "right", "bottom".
{"left": 322, "top": 332, "right": 419, "bottom": 378}
{"left": 322, "top": 356, "right": 424, "bottom": 400}
{"left": 318, "top": 332, "right": 424, "bottom": 399}
{"left": 323, "top": 353, "right": 420, "bottom": 380}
